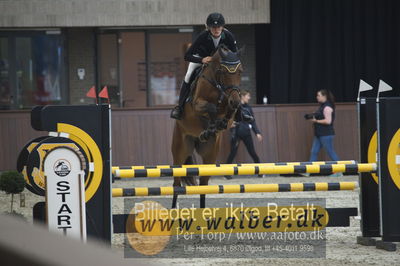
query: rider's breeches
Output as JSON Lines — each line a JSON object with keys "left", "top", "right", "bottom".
{"left": 184, "top": 62, "right": 202, "bottom": 83}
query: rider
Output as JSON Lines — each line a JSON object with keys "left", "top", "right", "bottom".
{"left": 171, "top": 12, "right": 240, "bottom": 120}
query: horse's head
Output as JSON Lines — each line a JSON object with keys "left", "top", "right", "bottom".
{"left": 208, "top": 44, "right": 243, "bottom": 110}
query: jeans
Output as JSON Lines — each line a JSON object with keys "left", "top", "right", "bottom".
{"left": 309, "top": 135, "right": 339, "bottom": 161}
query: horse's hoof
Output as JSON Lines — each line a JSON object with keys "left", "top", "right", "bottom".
{"left": 199, "top": 130, "right": 212, "bottom": 142}
{"left": 217, "top": 120, "right": 228, "bottom": 130}
{"left": 209, "top": 131, "right": 216, "bottom": 138}
{"left": 199, "top": 132, "right": 208, "bottom": 142}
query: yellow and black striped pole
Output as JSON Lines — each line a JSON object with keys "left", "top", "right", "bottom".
{"left": 113, "top": 163, "right": 376, "bottom": 178}
{"left": 112, "top": 160, "right": 356, "bottom": 174}
{"left": 112, "top": 181, "right": 358, "bottom": 197}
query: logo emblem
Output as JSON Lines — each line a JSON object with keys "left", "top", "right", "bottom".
{"left": 53, "top": 159, "right": 71, "bottom": 177}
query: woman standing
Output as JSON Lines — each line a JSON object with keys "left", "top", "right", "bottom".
{"left": 309, "top": 89, "right": 340, "bottom": 162}
{"left": 225, "top": 90, "right": 263, "bottom": 179}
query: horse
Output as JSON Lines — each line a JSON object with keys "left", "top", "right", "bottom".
{"left": 171, "top": 44, "right": 243, "bottom": 208}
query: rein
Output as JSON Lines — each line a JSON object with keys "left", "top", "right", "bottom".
{"left": 201, "top": 61, "right": 241, "bottom": 104}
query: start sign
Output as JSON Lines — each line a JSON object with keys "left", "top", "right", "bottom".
{"left": 44, "top": 146, "right": 86, "bottom": 242}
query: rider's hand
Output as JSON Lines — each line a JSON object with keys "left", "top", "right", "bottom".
{"left": 230, "top": 121, "right": 237, "bottom": 128}
{"left": 256, "top": 134, "right": 263, "bottom": 142}
{"left": 202, "top": 57, "right": 212, "bottom": 64}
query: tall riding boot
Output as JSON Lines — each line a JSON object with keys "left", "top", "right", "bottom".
{"left": 171, "top": 82, "right": 190, "bottom": 120}
{"left": 234, "top": 104, "right": 254, "bottom": 122}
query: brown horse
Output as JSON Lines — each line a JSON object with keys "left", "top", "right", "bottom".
{"left": 171, "top": 45, "right": 243, "bottom": 208}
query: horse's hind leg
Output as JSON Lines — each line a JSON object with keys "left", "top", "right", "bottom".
{"left": 172, "top": 125, "right": 195, "bottom": 208}
{"left": 172, "top": 155, "right": 196, "bottom": 208}
{"left": 182, "top": 154, "right": 197, "bottom": 186}
{"left": 196, "top": 136, "right": 220, "bottom": 208}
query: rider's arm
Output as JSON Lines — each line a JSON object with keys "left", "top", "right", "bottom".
{"left": 184, "top": 31, "right": 208, "bottom": 64}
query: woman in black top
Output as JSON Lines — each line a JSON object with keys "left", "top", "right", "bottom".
{"left": 225, "top": 90, "right": 263, "bottom": 179}
{"left": 309, "top": 89, "right": 340, "bottom": 161}
{"left": 170, "top": 12, "right": 237, "bottom": 120}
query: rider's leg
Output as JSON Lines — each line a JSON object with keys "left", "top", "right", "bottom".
{"left": 171, "top": 62, "right": 201, "bottom": 120}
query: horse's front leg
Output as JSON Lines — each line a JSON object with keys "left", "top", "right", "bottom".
{"left": 193, "top": 100, "right": 218, "bottom": 142}
{"left": 216, "top": 107, "right": 238, "bottom": 131}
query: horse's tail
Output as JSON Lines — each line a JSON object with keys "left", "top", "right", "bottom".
{"left": 182, "top": 155, "right": 198, "bottom": 186}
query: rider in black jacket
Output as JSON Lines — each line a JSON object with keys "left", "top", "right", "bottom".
{"left": 184, "top": 27, "right": 237, "bottom": 64}
{"left": 170, "top": 12, "right": 239, "bottom": 120}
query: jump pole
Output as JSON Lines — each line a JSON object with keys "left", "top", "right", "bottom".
{"left": 112, "top": 181, "right": 358, "bottom": 197}
{"left": 112, "top": 160, "right": 357, "bottom": 173}
{"left": 113, "top": 163, "right": 376, "bottom": 178}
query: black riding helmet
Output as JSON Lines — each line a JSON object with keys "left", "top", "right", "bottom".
{"left": 206, "top": 12, "right": 225, "bottom": 27}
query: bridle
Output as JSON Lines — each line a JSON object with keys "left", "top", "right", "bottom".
{"left": 201, "top": 59, "right": 241, "bottom": 104}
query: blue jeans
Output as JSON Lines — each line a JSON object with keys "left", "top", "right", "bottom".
{"left": 309, "top": 135, "right": 339, "bottom": 161}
